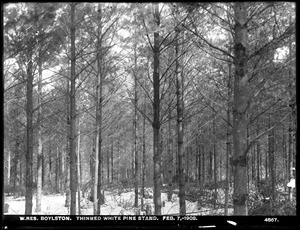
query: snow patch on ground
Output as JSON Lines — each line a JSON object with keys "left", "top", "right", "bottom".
{"left": 4, "top": 188, "right": 233, "bottom": 215}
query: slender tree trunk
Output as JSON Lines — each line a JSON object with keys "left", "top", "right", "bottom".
{"left": 209, "top": 150, "right": 213, "bottom": 182}
{"left": 95, "top": 3, "right": 104, "bottom": 214}
{"left": 69, "top": 2, "right": 77, "bottom": 215}
{"left": 42, "top": 147, "right": 45, "bottom": 189}
{"left": 175, "top": 26, "right": 186, "bottom": 215}
{"left": 77, "top": 120, "right": 81, "bottom": 215}
{"left": 232, "top": 2, "right": 249, "bottom": 215}
{"left": 61, "top": 148, "right": 65, "bottom": 195}
{"left": 265, "top": 146, "right": 268, "bottom": 179}
{"left": 256, "top": 120, "right": 260, "bottom": 187}
{"left": 283, "top": 124, "right": 288, "bottom": 187}
{"left": 225, "top": 118, "right": 231, "bottom": 215}
{"left": 56, "top": 147, "right": 60, "bottom": 193}
{"left": 107, "top": 149, "right": 110, "bottom": 183}
{"left": 49, "top": 147, "right": 52, "bottom": 189}
{"left": 7, "top": 150, "right": 11, "bottom": 185}
{"left": 213, "top": 110, "right": 217, "bottom": 209}
{"left": 111, "top": 139, "right": 114, "bottom": 183}
{"left": 90, "top": 141, "right": 95, "bottom": 198}
{"left": 152, "top": 2, "right": 162, "bottom": 215}
{"left": 65, "top": 142, "right": 70, "bottom": 208}
{"left": 287, "top": 28, "right": 295, "bottom": 200}
{"left": 11, "top": 141, "right": 19, "bottom": 188}
{"left": 225, "top": 62, "right": 232, "bottom": 215}
{"left": 288, "top": 115, "right": 293, "bottom": 201}
{"left": 201, "top": 137, "right": 205, "bottom": 188}
{"left": 93, "top": 106, "right": 99, "bottom": 214}
{"left": 141, "top": 98, "right": 146, "bottom": 211}
{"left": 133, "top": 36, "right": 139, "bottom": 208}
{"left": 268, "top": 112, "right": 275, "bottom": 213}
{"left": 25, "top": 45, "right": 34, "bottom": 215}
{"left": 11, "top": 81, "right": 22, "bottom": 189}
{"left": 167, "top": 104, "right": 173, "bottom": 202}
{"left": 36, "top": 57, "right": 43, "bottom": 213}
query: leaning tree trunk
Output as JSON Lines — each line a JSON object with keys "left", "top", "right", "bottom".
{"left": 232, "top": 2, "right": 249, "bottom": 215}
{"left": 25, "top": 45, "right": 34, "bottom": 215}
{"left": 69, "top": 2, "right": 77, "bottom": 215}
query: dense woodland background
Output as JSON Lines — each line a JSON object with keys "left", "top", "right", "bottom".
{"left": 3, "top": 2, "right": 296, "bottom": 216}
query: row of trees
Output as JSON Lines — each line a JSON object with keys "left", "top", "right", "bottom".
{"left": 3, "top": 2, "right": 296, "bottom": 215}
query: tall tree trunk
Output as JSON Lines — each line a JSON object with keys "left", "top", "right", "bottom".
{"left": 77, "top": 120, "right": 81, "bottom": 215}
{"left": 133, "top": 34, "right": 139, "bottom": 208}
{"left": 107, "top": 149, "right": 110, "bottom": 183}
{"left": 287, "top": 27, "right": 295, "bottom": 201}
{"left": 201, "top": 137, "right": 205, "bottom": 188}
{"left": 90, "top": 140, "right": 94, "bottom": 196}
{"left": 60, "top": 147, "right": 65, "bottom": 195}
{"left": 69, "top": 2, "right": 77, "bottom": 215}
{"left": 35, "top": 56, "right": 43, "bottom": 213}
{"left": 213, "top": 109, "right": 217, "bottom": 209}
{"left": 152, "top": 3, "right": 162, "bottom": 215}
{"left": 11, "top": 80, "right": 22, "bottom": 189}
{"left": 11, "top": 140, "right": 19, "bottom": 188}
{"left": 56, "top": 147, "right": 60, "bottom": 193}
{"left": 65, "top": 142, "right": 70, "bottom": 208}
{"left": 265, "top": 146, "right": 268, "bottom": 179}
{"left": 95, "top": 3, "right": 104, "bottom": 214}
{"left": 268, "top": 112, "right": 275, "bottom": 213}
{"left": 232, "top": 2, "right": 249, "bottom": 215}
{"left": 25, "top": 45, "right": 34, "bottom": 215}
{"left": 167, "top": 100, "right": 173, "bottom": 202}
{"left": 110, "top": 139, "right": 114, "bottom": 183}
{"left": 225, "top": 103, "right": 231, "bottom": 215}
{"left": 141, "top": 98, "right": 146, "bottom": 211}
{"left": 7, "top": 150, "right": 11, "bottom": 185}
{"left": 175, "top": 26, "right": 185, "bottom": 215}
{"left": 256, "top": 120, "right": 261, "bottom": 188}
{"left": 287, "top": 114, "right": 293, "bottom": 201}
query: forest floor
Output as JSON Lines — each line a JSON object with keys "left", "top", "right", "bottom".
{"left": 4, "top": 187, "right": 233, "bottom": 215}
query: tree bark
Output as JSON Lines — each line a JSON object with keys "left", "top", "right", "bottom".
{"left": 152, "top": 2, "right": 162, "bottom": 215}
{"left": 69, "top": 2, "right": 77, "bottom": 215}
{"left": 268, "top": 112, "right": 275, "bottom": 212}
{"left": 110, "top": 139, "right": 114, "bottom": 183}
{"left": 287, "top": 114, "right": 293, "bottom": 201}
{"left": 133, "top": 34, "right": 139, "bottom": 208}
{"left": 56, "top": 147, "right": 60, "bottom": 193}
{"left": 141, "top": 98, "right": 146, "bottom": 211}
{"left": 167, "top": 100, "right": 173, "bottom": 202}
{"left": 25, "top": 45, "right": 34, "bottom": 215}
{"left": 232, "top": 2, "right": 249, "bottom": 215}
{"left": 225, "top": 63, "right": 231, "bottom": 215}
{"left": 213, "top": 109, "right": 217, "bottom": 209}
{"left": 35, "top": 55, "right": 43, "bottom": 213}
{"left": 94, "top": 3, "right": 104, "bottom": 214}
{"left": 7, "top": 150, "right": 11, "bottom": 185}
{"left": 77, "top": 120, "right": 81, "bottom": 215}
{"left": 175, "top": 26, "right": 186, "bottom": 215}
{"left": 256, "top": 120, "right": 260, "bottom": 188}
